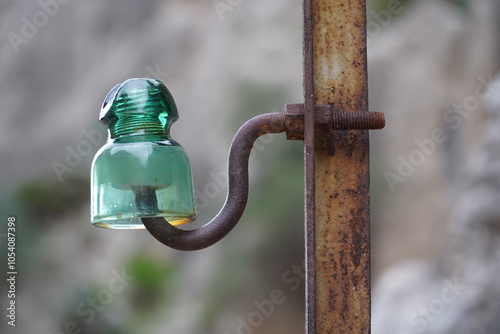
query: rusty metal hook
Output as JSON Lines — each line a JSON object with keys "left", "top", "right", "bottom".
{"left": 141, "top": 112, "right": 286, "bottom": 251}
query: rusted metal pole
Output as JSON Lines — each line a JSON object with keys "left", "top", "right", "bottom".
{"left": 310, "top": 0, "right": 371, "bottom": 332}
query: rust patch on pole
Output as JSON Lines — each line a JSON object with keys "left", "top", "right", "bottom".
{"left": 312, "top": 0, "right": 371, "bottom": 332}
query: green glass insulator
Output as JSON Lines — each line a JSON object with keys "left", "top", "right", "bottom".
{"left": 91, "top": 78, "right": 196, "bottom": 229}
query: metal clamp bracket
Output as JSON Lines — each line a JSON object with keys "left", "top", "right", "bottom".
{"left": 284, "top": 103, "right": 385, "bottom": 140}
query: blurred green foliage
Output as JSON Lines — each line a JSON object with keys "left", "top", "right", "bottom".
{"left": 126, "top": 254, "right": 178, "bottom": 312}
{"left": 231, "top": 80, "right": 289, "bottom": 126}
{"left": 449, "top": 0, "right": 469, "bottom": 11}
{"left": 368, "top": 0, "right": 413, "bottom": 12}
{"left": 15, "top": 175, "right": 89, "bottom": 222}
{"left": 368, "top": 0, "right": 469, "bottom": 12}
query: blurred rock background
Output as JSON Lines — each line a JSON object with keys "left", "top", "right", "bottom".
{"left": 0, "top": 0, "right": 499, "bottom": 333}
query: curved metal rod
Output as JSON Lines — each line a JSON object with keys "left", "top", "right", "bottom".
{"left": 141, "top": 113, "right": 286, "bottom": 251}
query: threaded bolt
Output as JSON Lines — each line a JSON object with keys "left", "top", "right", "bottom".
{"left": 331, "top": 111, "right": 385, "bottom": 130}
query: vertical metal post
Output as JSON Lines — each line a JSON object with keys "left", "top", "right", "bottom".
{"left": 304, "top": 0, "right": 371, "bottom": 332}
{"left": 302, "top": 1, "right": 316, "bottom": 334}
